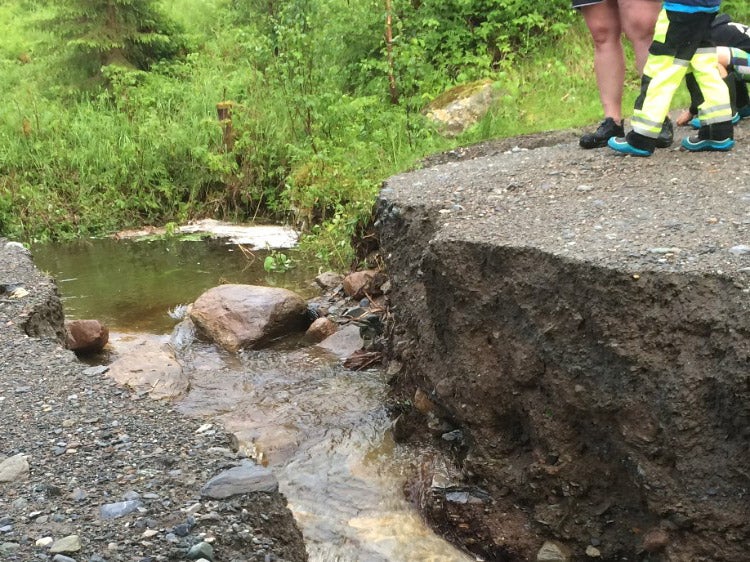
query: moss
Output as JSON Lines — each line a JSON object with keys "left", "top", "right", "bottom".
{"left": 425, "top": 79, "right": 495, "bottom": 111}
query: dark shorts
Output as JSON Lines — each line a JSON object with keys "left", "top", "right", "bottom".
{"left": 572, "top": 0, "right": 603, "bottom": 8}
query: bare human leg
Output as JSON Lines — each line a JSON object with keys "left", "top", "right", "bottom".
{"left": 618, "top": 0, "right": 661, "bottom": 74}
{"left": 581, "top": 0, "right": 625, "bottom": 121}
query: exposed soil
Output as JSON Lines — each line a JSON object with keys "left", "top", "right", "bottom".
{"left": 0, "top": 239, "right": 307, "bottom": 561}
{"left": 376, "top": 120, "right": 750, "bottom": 561}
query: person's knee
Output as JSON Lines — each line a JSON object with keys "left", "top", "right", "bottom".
{"left": 587, "top": 21, "right": 621, "bottom": 48}
{"left": 622, "top": 20, "right": 654, "bottom": 46}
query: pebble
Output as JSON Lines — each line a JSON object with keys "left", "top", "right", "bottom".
{"left": 200, "top": 461, "right": 278, "bottom": 498}
{"left": 0, "top": 543, "right": 20, "bottom": 555}
{"left": 536, "top": 540, "right": 569, "bottom": 561}
{"left": 49, "top": 535, "right": 81, "bottom": 554}
{"left": 99, "top": 500, "right": 143, "bottom": 519}
{"left": 186, "top": 541, "right": 214, "bottom": 560}
{"left": 0, "top": 453, "right": 30, "bottom": 482}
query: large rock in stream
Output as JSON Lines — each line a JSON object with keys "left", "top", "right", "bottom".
{"left": 189, "top": 284, "right": 310, "bottom": 352}
{"left": 376, "top": 130, "right": 750, "bottom": 561}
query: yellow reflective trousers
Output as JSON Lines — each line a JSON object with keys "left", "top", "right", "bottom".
{"left": 632, "top": 9, "right": 733, "bottom": 142}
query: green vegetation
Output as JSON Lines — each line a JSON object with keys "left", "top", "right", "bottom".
{"left": 3, "top": 1, "right": 746, "bottom": 269}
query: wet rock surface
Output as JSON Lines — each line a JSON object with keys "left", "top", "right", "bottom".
{"left": 0, "top": 239, "right": 307, "bottom": 561}
{"left": 377, "top": 125, "right": 750, "bottom": 561}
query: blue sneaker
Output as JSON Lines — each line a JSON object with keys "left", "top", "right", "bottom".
{"left": 681, "top": 135, "right": 735, "bottom": 152}
{"left": 608, "top": 136, "right": 652, "bottom": 156}
{"left": 690, "top": 113, "right": 741, "bottom": 129}
{"left": 739, "top": 105, "right": 750, "bottom": 118}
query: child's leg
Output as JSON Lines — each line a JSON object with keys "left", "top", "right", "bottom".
{"left": 691, "top": 47, "right": 734, "bottom": 140}
{"left": 626, "top": 9, "right": 696, "bottom": 151}
{"left": 726, "top": 47, "right": 750, "bottom": 82}
{"left": 721, "top": 47, "right": 750, "bottom": 113}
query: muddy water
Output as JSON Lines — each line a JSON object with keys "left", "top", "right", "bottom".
{"left": 34, "top": 238, "right": 473, "bottom": 562}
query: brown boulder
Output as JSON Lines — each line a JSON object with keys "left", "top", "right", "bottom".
{"left": 342, "top": 270, "right": 387, "bottom": 300}
{"left": 305, "top": 317, "right": 337, "bottom": 343}
{"left": 65, "top": 319, "right": 109, "bottom": 354}
{"left": 189, "top": 284, "right": 309, "bottom": 352}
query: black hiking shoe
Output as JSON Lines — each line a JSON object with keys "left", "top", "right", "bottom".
{"left": 580, "top": 117, "right": 625, "bottom": 149}
{"left": 655, "top": 117, "right": 674, "bottom": 149}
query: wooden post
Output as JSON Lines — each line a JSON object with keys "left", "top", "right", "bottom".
{"left": 216, "top": 101, "right": 234, "bottom": 151}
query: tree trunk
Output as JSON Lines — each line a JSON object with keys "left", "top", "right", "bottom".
{"left": 384, "top": 0, "right": 398, "bottom": 105}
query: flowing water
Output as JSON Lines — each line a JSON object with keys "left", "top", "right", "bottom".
{"left": 33, "top": 237, "right": 474, "bottom": 562}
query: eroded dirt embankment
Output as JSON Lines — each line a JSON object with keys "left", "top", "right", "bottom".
{"left": 376, "top": 128, "right": 750, "bottom": 561}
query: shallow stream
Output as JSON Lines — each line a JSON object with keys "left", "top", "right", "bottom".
{"left": 33, "top": 237, "right": 473, "bottom": 562}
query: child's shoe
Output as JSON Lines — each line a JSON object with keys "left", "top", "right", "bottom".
{"left": 608, "top": 136, "right": 653, "bottom": 157}
{"left": 681, "top": 135, "right": 735, "bottom": 152}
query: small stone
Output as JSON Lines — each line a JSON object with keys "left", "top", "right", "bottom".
{"left": 0, "top": 543, "right": 20, "bottom": 555}
{"left": 536, "top": 541, "right": 570, "bottom": 562}
{"left": 195, "top": 423, "right": 213, "bottom": 434}
{"left": 649, "top": 247, "right": 681, "bottom": 255}
{"left": 36, "top": 537, "right": 54, "bottom": 547}
{"left": 445, "top": 491, "right": 470, "bottom": 504}
{"left": 173, "top": 523, "right": 191, "bottom": 537}
{"left": 186, "top": 541, "right": 214, "bottom": 560}
{"left": 52, "top": 555, "right": 77, "bottom": 562}
{"left": 0, "top": 454, "right": 30, "bottom": 482}
{"left": 642, "top": 528, "right": 669, "bottom": 552}
{"left": 83, "top": 365, "right": 110, "bottom": 376}
{"left": 729, "top": 244, "right": 750, "bottom": 255}
{"left": 99, "top": 500, "right": 142, "bottom": 519}
{"left": 585, "top": 545, "right": 601, "bottom": 557}
{"left": 200, "top": 461, "right": 278, "bottom": 498}
{"left": 49, "top": 535, "right": 81, "bottom": 554}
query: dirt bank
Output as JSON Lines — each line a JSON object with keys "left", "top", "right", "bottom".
{"left": 376, "top": 123, "right": 750, "bottom": 561}
{"left": 0, "top": 239, "right": 307, "bottom": 561}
